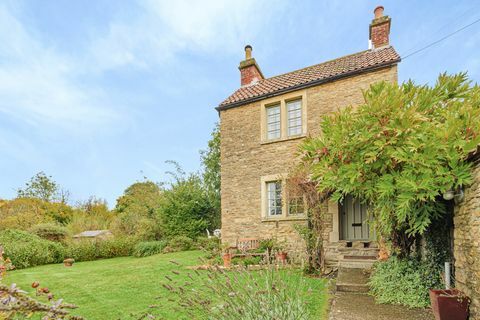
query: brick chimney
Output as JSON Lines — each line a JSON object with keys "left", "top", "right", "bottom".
{"left": 239, "top": 45, "right": 264, "bottom": 86}
{"left": 369, "top": 6, "right": 391, "bottom": 49}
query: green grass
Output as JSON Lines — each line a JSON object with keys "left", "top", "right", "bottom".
{"left": 4, "top": 251, "right": 328, "bottom": 319}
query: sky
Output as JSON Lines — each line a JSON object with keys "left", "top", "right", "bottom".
{"left": 1, "top": 0, "right": 479, "bottom": 206}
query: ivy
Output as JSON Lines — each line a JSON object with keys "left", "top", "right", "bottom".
{"left": 300, "top": 73, "right": 480, "bottom": 252}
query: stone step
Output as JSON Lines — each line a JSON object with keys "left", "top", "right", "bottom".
{"left": 336, "top": 267, "right": 370, "bottom": 293}
{"left": 338, "top": 258, "right": 376, "bottom": 269}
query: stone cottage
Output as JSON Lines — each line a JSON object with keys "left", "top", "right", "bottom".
{"left": 217, "top": 6, "right": 400, "bottom": 267}
{"left": 454, "top": 151, "right": 480, "bottom": 319}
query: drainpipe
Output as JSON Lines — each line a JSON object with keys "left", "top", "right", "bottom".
{"left": 445, "top": 262, "right": 451, "bottom": 289}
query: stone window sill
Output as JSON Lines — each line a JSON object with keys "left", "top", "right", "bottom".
{"left": 260, "top": 134, "right": 306, "bottom": 145}
{"left": 261, "top": 216, "right": 307, "bottom": 222}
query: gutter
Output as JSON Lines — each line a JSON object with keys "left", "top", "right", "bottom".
{"left": 215, "top": 58, "right": 401, "bottom": 112}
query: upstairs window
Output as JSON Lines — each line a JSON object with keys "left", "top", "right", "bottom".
{"left": 261, "top": 93, "right": 305, "bottom": 142}
{"left": 266, "top": 105, "right": 281, "bottom": 140}
{"left": 287, "top": 99, "right": 302, "bottom": 136}
{"left": 267, "top": 181, "right": 282, "bottom": 216}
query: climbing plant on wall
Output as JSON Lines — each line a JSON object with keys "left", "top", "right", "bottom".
{"left": 300, "top": 73, "right": 480, "bottom": 255}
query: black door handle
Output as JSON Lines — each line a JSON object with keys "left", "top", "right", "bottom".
{"left": 352, "top": 223, "right": 362, "bottom": 227}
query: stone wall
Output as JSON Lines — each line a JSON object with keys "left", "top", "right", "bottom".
{"left": 454, "top": 157, "right": 480, "bottom": 320}
{"left": 219, "top": 65, "right": 398, "bottom": 261}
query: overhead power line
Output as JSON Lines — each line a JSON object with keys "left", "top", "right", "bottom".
{"left": 401, "top": 16, "right": 480, "bottom": 60}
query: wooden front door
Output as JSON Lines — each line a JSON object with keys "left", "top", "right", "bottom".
{"left": 341, "top": 195, "right": 370, "bottom": 240}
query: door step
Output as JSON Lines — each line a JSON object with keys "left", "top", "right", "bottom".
{"left": 339, "top": 255, "right": 377, "bottom": 269}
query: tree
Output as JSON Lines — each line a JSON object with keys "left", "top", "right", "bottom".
{"left": 300, "top": 73, "right": 480, "bottom": 255}
{"left": 160, "top": 164, "right": 213, "bottom": 239}
{"left": 200, "top": 123, "right": 221, "bottom": 228}
{"left": 17, "top": 172, "right": 68, "bottom": 203}
{"left": 112, "top": 180, "right": 164, "bottom": 240}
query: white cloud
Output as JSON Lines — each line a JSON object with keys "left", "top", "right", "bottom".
{"left": 0, "top": 0, "right": 289, "bottom": 134}
{"left": 0, "top": 4, "right": 122, "bottom": 134}
{"left": 89, "top": 0, "right": 289, "bottom": 70}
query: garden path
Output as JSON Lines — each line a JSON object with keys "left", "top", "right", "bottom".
{"left": 328, "top": 292, "right": 434, "bottom": 320}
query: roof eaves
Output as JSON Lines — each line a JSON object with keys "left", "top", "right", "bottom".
{"left": 216, "top": 58, "right": 400, "bottom": 112}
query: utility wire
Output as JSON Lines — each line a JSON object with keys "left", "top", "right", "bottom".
{"left": 401, "top": 16, "right": 480, "bottom": 60}
{"left": 400, "top": 4, "right": 480, "bottom": 56}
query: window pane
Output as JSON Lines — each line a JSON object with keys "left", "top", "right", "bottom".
{"left": 289, "top": 196, "right": 304, "bottom": 216}
{"left": 287, "top": 99, "right": 302, "bottom": 136}
{"left": 267, "top": 181, "right": 282, "bottom": 216}
{"left": 266, "top": 105, "right": 281, "bottom": 140}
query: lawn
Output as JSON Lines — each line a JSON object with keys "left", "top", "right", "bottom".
{"left": 4, "top": 251, "right": 329, "bottom": 319}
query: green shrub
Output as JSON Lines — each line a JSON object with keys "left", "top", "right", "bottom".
{"left": 369, "top": 256, "right": 442, "bottom": 308}
{"left": 164, "top": 265, "right": 312, "bottom": 319}
{"left": 133, "top": 241, "right": 167, "bottom": 257}
{"left": 164, "top": 235, "right": 194, "bottom": 253}
{"left": 0, "top": 229, "right": 64, "bottom": 269}
{"left": 64, "top": 237, "right": 136, "bottom": 262}
{"left": 29, "top": 223, "right": 68, "bottom": 242}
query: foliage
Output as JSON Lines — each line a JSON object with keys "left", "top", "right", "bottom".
{"left": 163, "top": 263, "right": 322, "bottom": 320}
{"left": 30, "top": 223, "right": 69, "bottom": 242}
{"left": 0, "top": 197, "right": 76, "bottom": 230}
{"left": 0, "top": 197, "right": 54, "bottom": 231}
{"left": 0, "top": 229, "right": 64, "bottom": 269}
{"left": 231, "top": 255, "right": 263, "bottom": 266}
{"left": 0, "top": 265, "right": 82, "bottom": 320}
{"left": 161, "top": 163, "right": 215, "bottom": 239}
{"left": 301, "top": 73, "right": 480, "bottom": 253}
{"left": 113, "top": 181, "right": 164, "bottom": 240}
{"left": 63, "top": 238, "right": 136, "bottom": 262}
{"left": 369, "top": 256, "right": 442, "bottom": 308}
{"left": 286, "top": 166, "right": 328, "bottom": 273}
{"left": 5, "top": 251, "right": 328, "bottom": 319}
{"left": 66, "top": 209, "right": 113, "bottom": 236}
{"left": 164, "top": 235, "right": 194, "bottom": 252}
{"left": 76, "top": 196, "right": 109, "bottom": 215}
{"left": 423, "top": 207, "right": 454, "bottom": 278}
{"left": 17, "top": 171, "right": 69, "bottom": 203}
{"left": 196, "top": 237, "right": 222, "bottom": 264}
{"left": 133, "top": 240, "right": 167, "bottom": 257}
{"left": 200, "top": 123, "right": 221, "bottom": 229}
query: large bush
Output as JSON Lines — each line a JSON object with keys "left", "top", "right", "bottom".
{"left": 112, "top": 181, "right": 164, "bottom": 240}
{"left": 300, "top": 73, "right": 480, "bottom": 254}
{"left": 133, "top": 241, "right": 167, "bottom": 257}
{"left": 164, "top": 235, "right": 194, "bottom": 252}
{"left": 64, "top": 237, "right": 136, "bottom": 262}
{"left": 0, "top": 229, "right": 64, "bottom": 269}
{"left": 161, "top": 166, "right": 214, "bottom": 239}
{"left": 30, "top": 223, "right": 69, "bottom": 242}
{"left": 369, "top": 256, "right": 442, "bottom": 308}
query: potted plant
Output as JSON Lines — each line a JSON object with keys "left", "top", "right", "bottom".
{"left": 274, "top": 240, "right": 288, "bottom": 264}
{"left": 63, "top": 258, "right": 75, "bottom": 267}
{"left": 429, "top": 289, "right": 469, "bottom": 320}
{"left": 221, "top": 243, "right": 233, "bottom": 268}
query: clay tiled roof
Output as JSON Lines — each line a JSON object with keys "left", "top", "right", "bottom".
{"left": 218, "top": 46, "right": 400, "bottom": 110}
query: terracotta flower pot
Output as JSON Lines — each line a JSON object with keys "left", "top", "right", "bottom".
{"left": 222, "top": 253, "right": 232, "bottom": 268}
{"left": 276, "top": 252, "right": 287, "bottom": 264}
{"left": 429, "top": 289, "right": 469, "bottom": 320}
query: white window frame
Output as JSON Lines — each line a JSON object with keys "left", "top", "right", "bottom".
{"left": 261, "top": 174, "right": 307, "bottom": 220}
{"left": 260, "top": 90, "right": 307, "bottom": 143}
{"left": 286, "top": 99, "right": 303, "bottom": 137}
{"left": 266, "top": 104, "right": 281, "bottom": 140}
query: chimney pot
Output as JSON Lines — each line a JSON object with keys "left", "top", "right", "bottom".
{"left": 374, "top": 6, "right": 384, "bottom": 19}
{"left": 238, "top": 45, "right": 264, "bottom": 86}
{"left": 245, "top": 45, "right": 252, "bottom": 60}
{"left": 369, "top": 6, "right": 391, "bottom": 49}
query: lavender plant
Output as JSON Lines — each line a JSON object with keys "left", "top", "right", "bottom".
{"left": 160, "top": 261, "right": 312, "bottom": 320}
